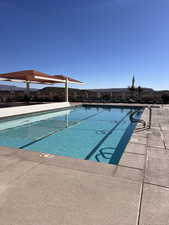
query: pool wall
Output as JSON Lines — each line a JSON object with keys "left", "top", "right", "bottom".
{"left": 0, "top": 102, "right": 82, "bottom": 119}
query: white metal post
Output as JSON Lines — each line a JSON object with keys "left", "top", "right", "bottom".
{"left": 65, "top": 77, "right": 69, "bottom": 102}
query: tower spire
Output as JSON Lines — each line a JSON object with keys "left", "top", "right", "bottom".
{"left": 131, "top": 75, "right": 135, "bottom": 89}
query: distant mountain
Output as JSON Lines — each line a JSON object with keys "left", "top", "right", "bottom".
{"left": 0, "top": 84, "right": 37, "bottom": 92}
{"left": 86, "top": 88, "right": 154, "bottom": 93}
{"left": 0, "top": 84, "right": 156, "bottom": 93}
{"left": 86, "top": 88, "right": 128, "bottom": 93}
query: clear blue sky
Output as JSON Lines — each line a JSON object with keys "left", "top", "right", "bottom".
{"left": 0, "top": 0, "right": 169, "bottom": 90}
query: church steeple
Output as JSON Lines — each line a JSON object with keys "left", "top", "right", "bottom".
{"left": 131, "top": 75, "right": 135, "bottom": 89}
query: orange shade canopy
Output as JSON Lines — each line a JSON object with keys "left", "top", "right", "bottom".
{"left": 0, "top": 70, "right": 84, "bottom": 85}
{"left": 53, "top": 75, "right": 83, "bottom": 84}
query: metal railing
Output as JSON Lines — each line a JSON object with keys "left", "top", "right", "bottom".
{"left": 147, "top": 106, "right": 152, "bottom": 129}
{"left": 129, "top": 106, "right": 152, "bottom": 130}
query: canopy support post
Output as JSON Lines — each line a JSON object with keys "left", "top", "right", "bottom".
{"left": 25, "top": 81, "right": 30, "bottom": 102}
{"left": 65, "top": 78, "right": 69, "bottom": 102}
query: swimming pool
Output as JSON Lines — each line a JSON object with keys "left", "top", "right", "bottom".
{"left": 0, "top": 105, "right": 143, "bottom": 164}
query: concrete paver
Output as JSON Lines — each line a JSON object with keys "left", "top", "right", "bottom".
{"left": 112, "top": 166, "right": 143, "bottom": 182}
{"left": 145, "top": 147, "right": 169, "bottom": 187}
{"left": 119, "top": 152, "right": 145, "bottom": 170}
{"left": 0, "top": 160, "right": 39, "bottom": 185}
{"left": 0, "top": 155, "right": 21, "bottom": 173}
{"left": 139, "top": 183, "right": 169, "bottom": 225}
{"left": 0, "top": 164, "right": 141, "bottom": 225}
{"left": 147, "top": 135, "right": 165, "bottom": 148}
{"left": 130, "top": 135, "right": 147, "bottom": 145}
{"left": 125, "top": 143, "right": 146, "bottom": 155}
{"left": 15, "top": 149, "right": 117, "bottom": 177}
{"left": 162, "top": 130, "right": 169, "bottom": 149}
{"left": 0, "top": 146, "right": 19, "bottom": 156}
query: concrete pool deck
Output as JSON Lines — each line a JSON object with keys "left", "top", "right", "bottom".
{"left": 0, "top": 104, "right": 169, "bottom": 225}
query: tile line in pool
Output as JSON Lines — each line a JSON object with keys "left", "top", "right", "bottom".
{"left": 19, "top": 110, "right": 104, "bottom": 149}
{"left": 94, "top": 147, "right": 116, "bottom": 162}
{"left": 93, "top": 110, "right": 141, "bottom": 164}
{"left": 84, "top": 111, "right": 131, "bottom": 160}
{"left": 94, "top": 123, "right": 136, "bottom": 164}
{"left": 77, "top": 110, "right": 104, "bottom": 122}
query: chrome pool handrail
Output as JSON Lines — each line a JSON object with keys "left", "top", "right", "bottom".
{"left": 147, "top": 106, "right": 152, "bottom": 129}
{"left": 129, "top": 106, "right": 152, "bottom": 130}
{"left": 129, "top": 110, "right": 146, "bottom": 128}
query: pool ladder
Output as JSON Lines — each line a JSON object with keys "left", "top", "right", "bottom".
{"left": 130, "top": 106, "right": 152, "bottom": 130}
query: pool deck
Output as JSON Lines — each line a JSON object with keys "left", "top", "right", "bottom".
{"left": 0, "top": 104, "right": 169, "bottom": 225}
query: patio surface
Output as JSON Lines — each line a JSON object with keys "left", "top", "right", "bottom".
{"left": 0, "top": 105, "right": 169, "bottom": 225}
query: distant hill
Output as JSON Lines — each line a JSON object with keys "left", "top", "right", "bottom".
{"left": 86, "top": 88, "right": 154, "bottom": 93}
{"left": 39, "top": 87, "right": 155, "bottom": 94}
{"left": 86, "top": 88, "right": 128, "bottom": 92}
{"left": 0, "top": 84, "right": 159, "bottom": 94}
{"left": 0, "top": 84, "right": 37, "bottom": 92}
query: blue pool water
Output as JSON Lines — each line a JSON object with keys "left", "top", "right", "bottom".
{"left": 0, "top": 106, "right": 143, "bottom": 164}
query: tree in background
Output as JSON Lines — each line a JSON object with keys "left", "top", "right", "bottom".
{"left": 161, "top": 94, "right": 169, "bottom": 104}
{"left": 137, "top": 86, "right": 143, "bottom": 102}
{"left": 128, "top": 75, "right": 136, "bottom": 101}
{"left": 131, "top": 75, "right": 135, "bottom": 89}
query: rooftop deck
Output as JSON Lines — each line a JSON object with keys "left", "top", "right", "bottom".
{"left": 0, "top": 104, "right": 169, "bottom": 225}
